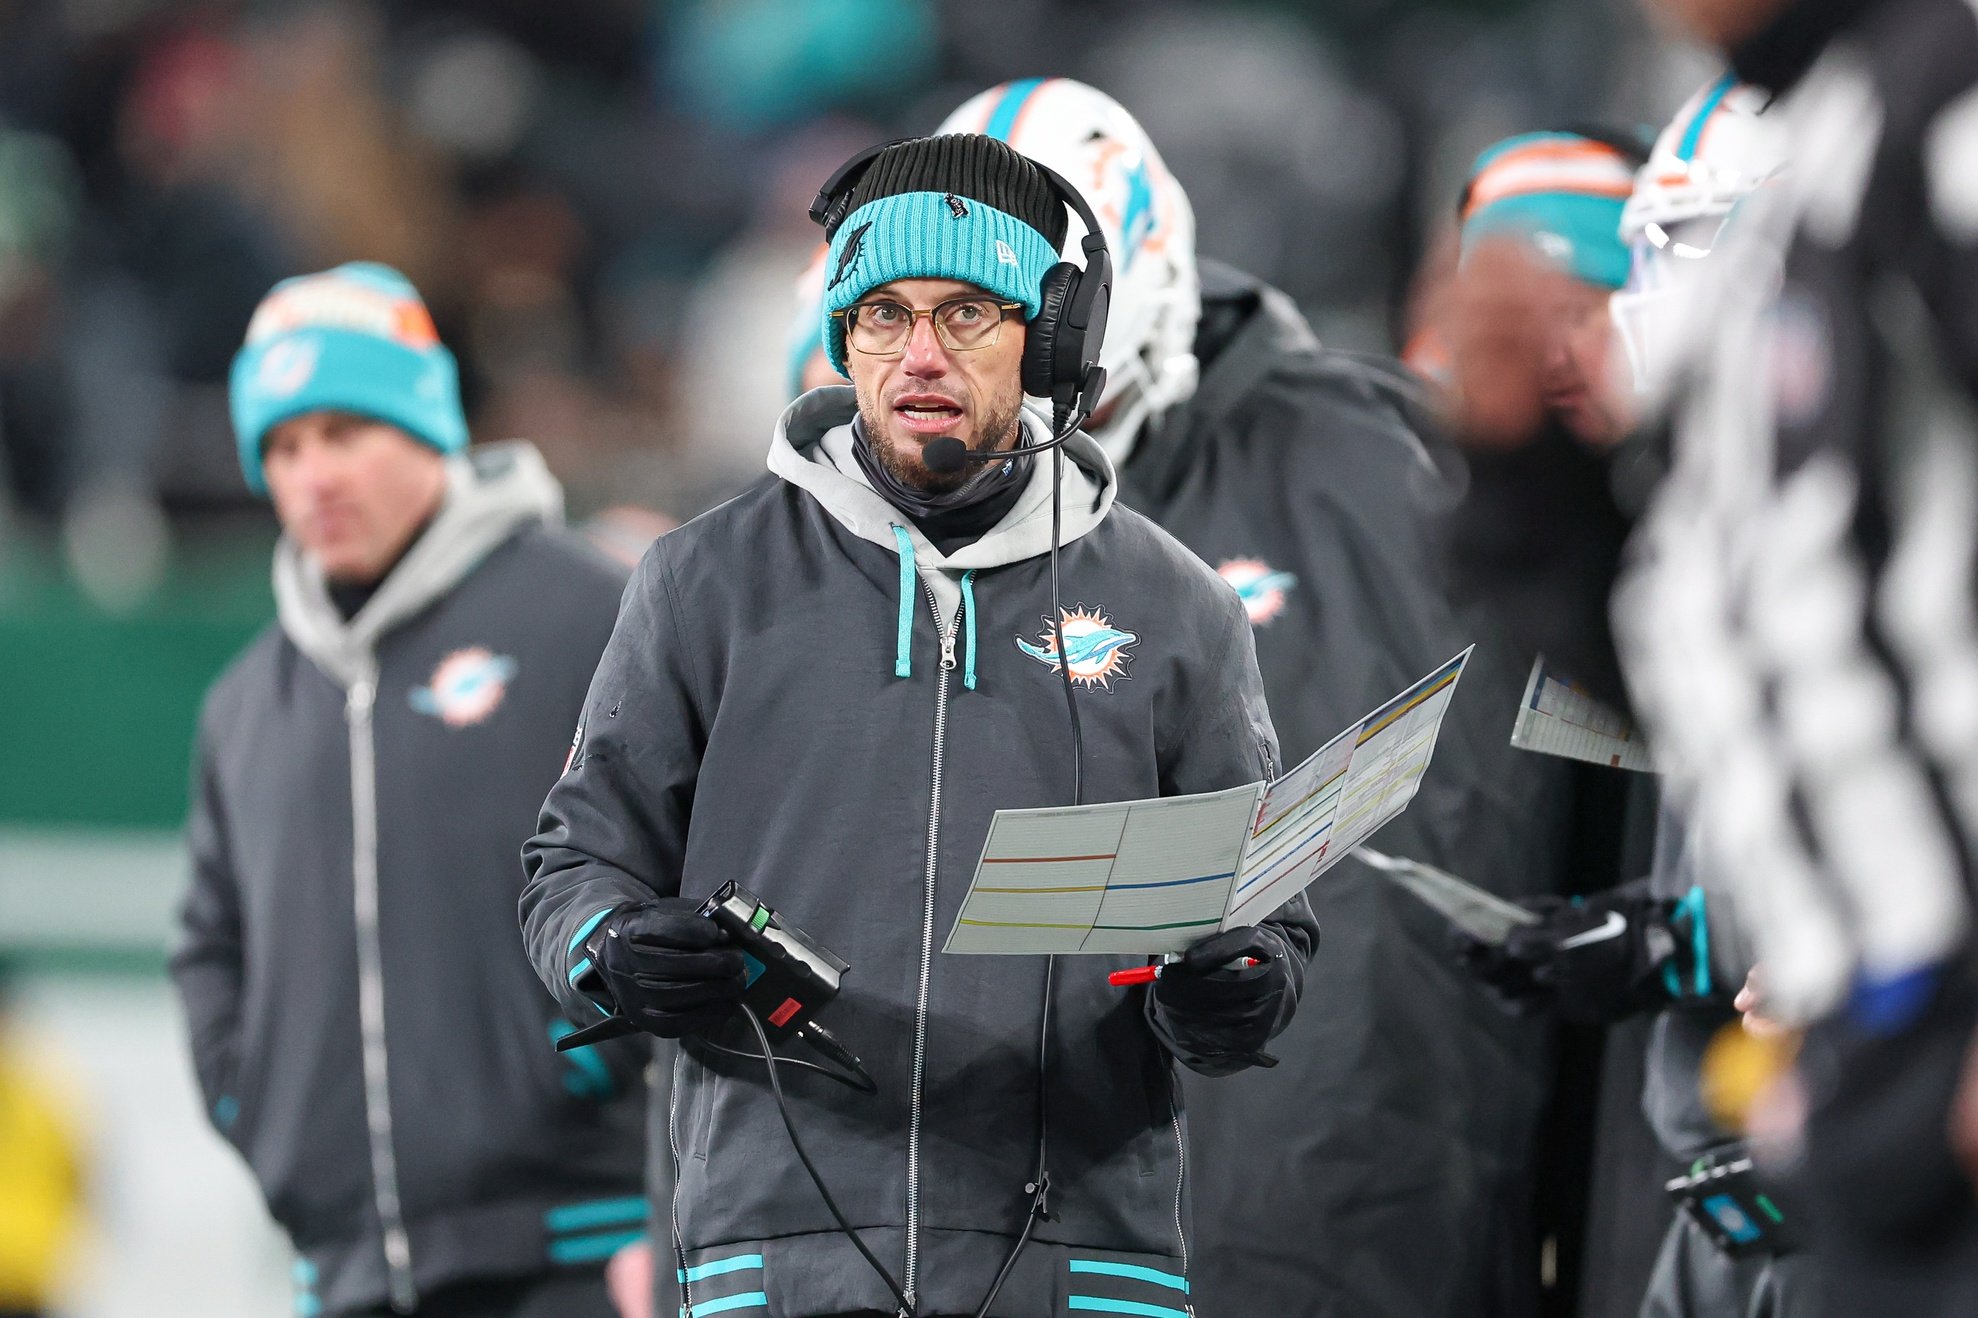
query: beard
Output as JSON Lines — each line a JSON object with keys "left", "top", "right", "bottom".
{"left": 856, "top": 384, "right": 1027, "bottom": 494}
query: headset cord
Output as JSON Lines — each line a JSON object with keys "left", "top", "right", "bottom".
{"left": 1047, "top": 422, "right": 1086, "bottom": 806}
{"left": 740, "top": 1005, "right": 914, "bottom": 1317}
{"left": 688, "top": 1027, "right": 877, "bottom": 1095}
{"left": 970, "top": 402, "right": 1085, "bottom": 1318}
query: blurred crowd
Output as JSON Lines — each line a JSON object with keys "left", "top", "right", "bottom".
{"left": 0, "top": 0, "right": 1688, "bottom": 607}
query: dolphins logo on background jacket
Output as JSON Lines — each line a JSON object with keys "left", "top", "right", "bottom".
{"left": 1016, "top": 606, "right": 1138, "bottom": 688}
{"left": 1218, "top": 558, "right": 1298, "bottom": 627}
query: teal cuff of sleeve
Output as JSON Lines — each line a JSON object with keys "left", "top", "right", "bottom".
{"left": 1661, "top": 886, "right": 1712, "bottom": 999}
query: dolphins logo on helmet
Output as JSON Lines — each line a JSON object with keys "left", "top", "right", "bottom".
{"left": 1218, "top": 558, "right": 1298, "bottom": 626}
{"left": 410, "top": 647, "right": 519, "bottom": 728}
{"left": 937, "top": 78, "right": 1200, "bottom": 454}
{"left": 1017, "top": 606, "right": 1138, "bottom": 689}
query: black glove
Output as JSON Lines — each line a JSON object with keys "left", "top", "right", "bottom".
{"left": 1148, "top": 926, "right": 1297, "bottom": 1076}
{"left": 581, "top": 900, "right": 748, "bottom": 1039}
{"left": 1454, "top": 886, "right": 1691, "bottom": 1025}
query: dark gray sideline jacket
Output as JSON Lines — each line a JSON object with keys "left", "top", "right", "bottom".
{"left": 520, "top": 390, "right": 1319, "bottom": 1317}
{"left": 172, "top": 443, "right": 648, "bottom": 1316}
{"left": 1121, "top": 262, "right": 1578, "bottom": 1318}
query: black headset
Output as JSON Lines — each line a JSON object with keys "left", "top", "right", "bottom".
{"left": 809, "top": 137, "right": 1113, "bottom": 419}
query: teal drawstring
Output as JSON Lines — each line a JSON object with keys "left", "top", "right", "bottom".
{"left": 890, "top": 526, "right": 916, "bottom": 678}
{"left": 960, "top": 570, "right": 978, "bottom": 690}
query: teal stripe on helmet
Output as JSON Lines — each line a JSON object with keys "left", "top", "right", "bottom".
{"left": 984, "top": 77, "right": 1048, "bottom": 141}
{"left": 1678, "top": 75, "right": 1738, "bottom": 163}
{"left": 689, "top": 1294, "right": 767, "bottom": 1317}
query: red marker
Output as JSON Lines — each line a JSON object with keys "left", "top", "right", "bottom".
{"left": 1108, "top": 957, "right": 1262, "bottom": 987}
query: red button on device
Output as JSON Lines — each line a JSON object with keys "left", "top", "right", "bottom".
{"left": 769, "top": 997, "right": 802, "bottom": 1028}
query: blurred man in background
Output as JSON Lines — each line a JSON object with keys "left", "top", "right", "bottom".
{"left": 933, "top": 78, "right": 1580, "bottom": 1318}
{"left": 171, "top": 262, "right": 646, "bottom": 1318}
{"left": 1451, "top": 79, "right": 1809, "bottom": 1318}
{"left": 1442, "top": 0, "right": 1978, "bottom": 1309}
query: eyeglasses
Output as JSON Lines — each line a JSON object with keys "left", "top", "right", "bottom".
{"left": 833, "top": 297, "right": 1023, "bottom": 356}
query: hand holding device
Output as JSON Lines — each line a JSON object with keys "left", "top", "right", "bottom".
{"left": 1453, "top": 887, "right": 1690, "bottom": 1024}
{"left": 587, "top": 899, "right": 748, "bottom": 1039}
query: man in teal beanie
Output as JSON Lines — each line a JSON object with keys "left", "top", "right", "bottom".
{"left": 176, "top": 262, "right": 648, "bottom": 1317}
{"left": 1445, "top": 129, "right": 1648, "bottom": 445}
{"left": 521, "top": 134, "right": 1318, "bottom": 1318}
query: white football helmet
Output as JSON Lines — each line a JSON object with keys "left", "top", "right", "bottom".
{"left": 936, "top": 78, "right": 1200, "bottom": 458}
{"left": 1612, "top": 75, "right": 1788, "bottom": 392}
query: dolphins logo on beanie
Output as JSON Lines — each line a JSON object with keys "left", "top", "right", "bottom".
{"left": 1459, "top": 132, "right": 1643, "bottom": 290}
{"left": 820, "top": 134, "right": 1069, "bottom": 375}
{"left": 228, "top": 262, "right": 468, "bottom": 494}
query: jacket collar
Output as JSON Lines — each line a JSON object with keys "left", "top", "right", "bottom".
{"left": 766, "top": 385, "right": 1117, "bottom": 572}
{"left": 273, "top": 440, "right": 563, "bottom": 688}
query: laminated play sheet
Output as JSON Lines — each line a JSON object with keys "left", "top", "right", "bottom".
{"left": 943, "top": 648, "right": 1473, "bottom": 955}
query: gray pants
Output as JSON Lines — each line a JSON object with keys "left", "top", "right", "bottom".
{"left": 1640, "top": 1216, "right": 1809, "bottom": 1318}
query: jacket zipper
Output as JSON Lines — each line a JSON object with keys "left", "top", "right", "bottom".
{"left": 904, "top": 580, "right": 960, "bottom": 1310}
{"left": 346, "top": 674, "right": 418, "bottom": 1313}
{"left": 669, "top": 1049, "right": 692, "bottom": 1317}
{"left": 1170, "top": 1101, "right": 1191, "bottom": 1310}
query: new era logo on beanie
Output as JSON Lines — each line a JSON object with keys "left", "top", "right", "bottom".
{"left": 228, "top": 262, "right": 468, "bottom": 495}
{"left": 820, "top": 134, "right": 1068, "bottom": 375}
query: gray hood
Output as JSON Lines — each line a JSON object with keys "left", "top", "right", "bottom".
{"left": 274, "top": 440, "right": 565, "bottom": 688}
{"left": 766, "top": 386, "right": 1116, "bottom": 620}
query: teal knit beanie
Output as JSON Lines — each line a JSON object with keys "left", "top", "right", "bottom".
{"left": 228, "top": 262, "right": 467, "bottom": 494}
{"left": 1459, "top": 132, "right": 1642, "bottom": 290}
{"left": 821, "top": 134, "right": 1067, "bottom": 373}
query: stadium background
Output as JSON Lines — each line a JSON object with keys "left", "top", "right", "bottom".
{"left": 0, "top": 1, "right": 1709, "bottom": 1311}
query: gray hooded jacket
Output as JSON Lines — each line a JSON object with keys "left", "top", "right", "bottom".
{"left": 173, "top": 443, "right": 647, "bottom": 1316}
{"left": 521, "top": 389, "right": 1318, "bottom": 1317}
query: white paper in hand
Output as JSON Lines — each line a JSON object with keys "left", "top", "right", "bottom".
{"left": 943, "top": 648, "right": 1473, "bottom": 955}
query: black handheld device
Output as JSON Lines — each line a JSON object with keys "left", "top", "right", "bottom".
{"left": 1664, "top": 1146, "right": 1796, "bottom": 1258}
{"left": 700, "top": 880, "right": 850, "bottom": 1041}
{"left": 553, "top": 883, "right": 867, "bottom": 1090}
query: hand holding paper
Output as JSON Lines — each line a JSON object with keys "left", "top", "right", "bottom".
{"left": 943, "top": 649, "right": 1475, "bottom": 956}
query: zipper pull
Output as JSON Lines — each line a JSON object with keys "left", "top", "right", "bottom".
{"left": 939, "top": 630, "right": 957, "bottom": 671}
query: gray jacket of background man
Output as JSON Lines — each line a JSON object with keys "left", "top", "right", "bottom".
{"left": 520, "top": 387, "right": 1319, "bottom": 1318}
{"left": 172, "top": 443, "right": 650, "bottom": 1317}
{"left": 1122, "top": 261, "right": 1578, "bottom": 1318}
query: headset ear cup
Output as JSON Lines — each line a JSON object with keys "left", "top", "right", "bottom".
{"left": 1023, "top": 263, "right": 1080, "bottom": 399}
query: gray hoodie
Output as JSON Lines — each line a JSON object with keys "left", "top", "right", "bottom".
{"left": 522, "top": 388, "right": 1318, "bottom": 1317}
{"left": 173, "top": 442, "right": 647, "bottom": 1316}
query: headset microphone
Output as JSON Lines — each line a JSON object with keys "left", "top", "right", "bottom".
{"left": 921, "top": 371, "right": 1106, "bottom": 477}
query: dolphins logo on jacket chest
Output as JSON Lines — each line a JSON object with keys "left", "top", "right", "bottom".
{"left": 410, "top": 647, "right": 519, "bottom": 727}
{"left": 1218, "top": 558, "right": 1298, "bottom": 627}
{"left": 1017, "top": 606, "right": 1138, "bottom": 689}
